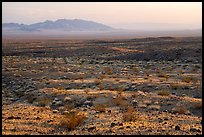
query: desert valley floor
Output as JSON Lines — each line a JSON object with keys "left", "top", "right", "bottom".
{"left": 2, "top": 37, "right": 202, "bottom": 135}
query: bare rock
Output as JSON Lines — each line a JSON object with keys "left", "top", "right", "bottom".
{"left": 88, "top": 126, "right": 96, "bottom": 131}
{"left": 55, "top": 101, "right": 63, "bottom": 107}
{"left": 64, "top": 96, "right": 72, "bottom": 102}
{"left": 132, "top": 99, "right": 138, "bottom": 106}
{"left": 147, "top": 105, "right": 160, "bottom": 111}
{"left": 175, "top": 125, "right": 180, "bottom": 130}
{"left": 110, "top": 122, "right": 117, "bottom": 127}
{"left": 53, "top": 109, "right": 59, "bottom": 113}
{"left": 83, "top": 100, "right": 93, "bottom": 107}
{"left": 190, "top": 128, "right": 201, "bottom": 133}
{"left": 138, "top": 103, "right": 147, "bottom": 108}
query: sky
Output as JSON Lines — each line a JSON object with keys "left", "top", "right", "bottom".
{"left": 2, "top": 2, "right": 202, "bottom": 30}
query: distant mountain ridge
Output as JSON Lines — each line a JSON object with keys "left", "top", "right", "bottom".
{"left": 2, "top": 19, "right": 113, "bottom": 31}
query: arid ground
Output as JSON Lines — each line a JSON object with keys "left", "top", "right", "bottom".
{"left": 2, "top": 37, "right": 202, "bottom": 135}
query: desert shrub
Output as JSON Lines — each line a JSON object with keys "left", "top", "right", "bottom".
{"left": 171, "top": 83, "right": 181, "bottom": 90}
{"left": 26, "top": 96, "right": 36, "bottom": 104}
{"left": 144, "top": 71, "right": 150, "bottom": 76}
{"left": 159, "top": 79, "right": 164, "bottom": 82}
{"left": 157, "top": 72, "right": 169, "bottom": 79}
{"left": 145, "top": 65, "right": 151, "bottom": 69}
{"left": 144, "top": 76, "right": 149, "bottom": 80}
{"left": 133, "top": 67, "right": 140, "bottom": 74}
{"left": 194, "top": 64, "right": 201, "bottom": 69}
{"left": 60, "top": 111, "right": 87, "bottom": 130}
{"left": 94, "top": 79, "right": 101, "bottom": 85}
{"left": 89, "top": 70, "right": 95, "bottom": 75}
{"left": 94, "top": 104, "right": 108, "bottom": 112}
{"left": 178, "top": 70, "right": 184, "bottom": 75}
{"left": 57, "top": 86, "right": 64, "bottom": 90}
{"left": 115, "top": 78, "right": 120, "bottom": 82}
{"left": 64, "top": 104, "right": 75, "bottom": 111}
{"left": 103, "top": 67, "right": 113, "bottom": 75}
{"left": 131, "top": 93, "right": 137, "bottom": 98}
{"left": 109, "top": 85, "right": 115, "bottom": 91}
{"left": 84, "top": 88, "right": 90, "bottom": 94}
{"left": 147, "top": 105, "right": 161, "bottom": 110}
{"left": 116, "top": 84, "right": 126, "bottom": 92}
{"left": 98, "top": 83, "right": 104, "bottom": 90}
{"left": 192, "top": 101, "right": 202, "bottom": 109}
{"left": 98, "top": 74, "right": 106, "bottom": 79}
{"left": 123, "top": 107, "right": 138, "bottom": 122}
{"left": 112, "top": 96, "right": 129, "bottom": 108}
{"left": 156, "top": 90, "right": 171, "bottom": 96}
{"left": 37, "top": 96, "right": 52, "bottom": 107}
{"left": 172, "top": 105, "right": 188, "bottom": 114}
{"left": 78, "top": 73, "right": 84, "bottom": 80}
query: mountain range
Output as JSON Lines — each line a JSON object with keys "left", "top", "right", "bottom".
{"left": 2, "top": 19, "right": 201, "bottom": 39}
{"left": 2, "top": 19, "right": 113, "bottom": 32}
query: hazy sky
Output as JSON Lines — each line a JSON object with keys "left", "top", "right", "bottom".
{"left": 2, "top": 2, "right": 202, "bottom": 30}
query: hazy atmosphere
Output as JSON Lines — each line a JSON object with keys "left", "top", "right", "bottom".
{"left": 2, "top": 2, "right": 202, "bottom": 30}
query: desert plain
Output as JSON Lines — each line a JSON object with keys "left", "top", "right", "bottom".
{"left": 2, "top": 36, "right": 202, "bottom": 135}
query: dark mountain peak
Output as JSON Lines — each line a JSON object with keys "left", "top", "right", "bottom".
{"left": 55, "top": 19, "right": 69, "bottom": 23}
{"left": 44, "top": 20, "right": 53, "bottom": 23}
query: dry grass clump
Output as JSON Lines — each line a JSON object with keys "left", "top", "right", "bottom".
{"left": 156, "top": 90, "right": 171, "bottom": 96}
{"left": 181, "top": 76, "right": 193, "bottom": 83}
{"left": 60, "top": 111, "right": 87, "bottom": 130}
